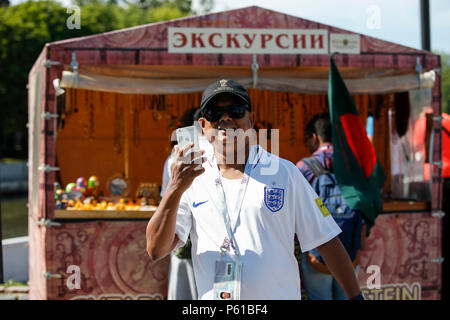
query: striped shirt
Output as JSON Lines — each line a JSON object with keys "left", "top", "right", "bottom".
{"left": 296, "top": 143, "right": 334, "bottom": 183}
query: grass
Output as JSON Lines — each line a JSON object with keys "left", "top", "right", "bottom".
{"left": 0, "top": 279, "right": 28, "bottom": 288}
{"left": 1, "top": 193, "right": 28, "bottom": 239}
{"left": 0, "top": 158, "right": 25, "bottom": 163}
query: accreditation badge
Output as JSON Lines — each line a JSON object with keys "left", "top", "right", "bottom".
{"left": 213, "top": 253, "right": 242, "bottom": 300}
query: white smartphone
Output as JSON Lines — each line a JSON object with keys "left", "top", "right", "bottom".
{"left": 176, "top": 125, "right": 200, "bottom": 151}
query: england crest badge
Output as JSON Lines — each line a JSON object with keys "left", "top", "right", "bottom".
{"left": 264, "top": 187, "right": 284, "bottom": 213}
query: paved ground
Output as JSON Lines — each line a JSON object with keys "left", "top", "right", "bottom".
{"left": 0, "top": 286, "right": 29, "bottom": 300}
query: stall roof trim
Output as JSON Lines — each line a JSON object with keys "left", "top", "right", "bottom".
{"left": 49, "top": 6, "right": 417, "bottom": 51}
{"left": 46, "top": 6, "right": 440, "bottom": 70}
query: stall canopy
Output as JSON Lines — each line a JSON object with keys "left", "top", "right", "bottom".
{"left": 38, "top": 6, "right": 440, "bottom": 95}
{"left": 27, "top": 5, "right": 444, "bottom": 301}
{"left": 60, "top": 64, "right": 436, "bottom": 95}
{"left": 28, "top": 5, "right": 443, "bottom": 223}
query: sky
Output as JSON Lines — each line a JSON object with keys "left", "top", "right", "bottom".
{"left": 9, "top": 0, "right": 450, "bottom": 53}
{"left": 193, "top": 0, "right": 450, "bottom": 53}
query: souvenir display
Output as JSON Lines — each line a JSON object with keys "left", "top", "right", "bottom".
{"left": 55, "top": 188, "right": 64, "bottom": 200}
{"left": 65, "top": 182, "right": 77, "bottom": 193}
{"left": 136, "top": 182, "right": 160, "bottom": 206}
{"left": 54, "top": 182, "right": 62, "bottom": 192}
{"left": 55, "top": 175, "right": 158, "bottom": 212}
{"left": 67, "top": 189, "right": 83, "bottom": 201}
{"left": 65, "top": 199, "right": 142, "bottom": 211}
{"left": 54, "top": 182, "right": 63, "bottom": 201}
{"left": 76, "top": 177, "right": 87, "bottom": 195}
{"left": 106, "top": 173, "right": 129, "bottom": 197}
{"left": 87, "top": 175, "right": 101, "bottom": 197}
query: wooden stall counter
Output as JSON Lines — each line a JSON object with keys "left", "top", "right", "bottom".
{"left": 382, "top": 200, "right": 430, "bottom": 213}
{"left": 54, "top": 207, "right": 157, "bottom": 219}
{"left": 54, "top": 201, "right": 431, "bottom": 218}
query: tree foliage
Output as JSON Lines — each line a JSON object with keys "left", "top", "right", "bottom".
{"left": 2, "top": 0, "right": 447, "bottom": 160}
{"left": 440, "top": 52, "right": 450, "bottom": 114}
{"left": 0, "top": 1, "right": 69, "bottom": 158}
{"left": 0, "top": 0, "right": 202, "bottom": 159}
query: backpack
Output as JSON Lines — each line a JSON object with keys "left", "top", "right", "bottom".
{"left": 302, "top": 156, "right": 364, "bottom": 271}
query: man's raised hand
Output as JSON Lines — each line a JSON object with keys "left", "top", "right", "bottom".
{"left": 167, "top": 142, "right": 206, "bottom": 194}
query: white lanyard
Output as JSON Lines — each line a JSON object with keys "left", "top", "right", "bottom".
{"left": 211, "top": 145, "right": 262, "bottom": 257}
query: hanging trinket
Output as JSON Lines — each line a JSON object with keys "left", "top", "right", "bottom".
{"left": 113, "top": 95, "right": 123, "bottom": 154}
{"left": 88, "top": 90, "right": 95, "bottom": 140}
{"left": 133, "top": 103, "right": 141, "bottom": 147}
{"left": 288, "top": 93, "right": 295, "bottom": 147}
{"left": 80, "top": 89, "right": 89, "bottom": 139}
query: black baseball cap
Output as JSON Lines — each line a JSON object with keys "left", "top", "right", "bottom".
{"left": 200, "top": 79, "right": 251, "bottom": 111}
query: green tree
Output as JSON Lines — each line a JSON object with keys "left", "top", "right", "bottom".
{"left": 125, "top": 0, "right": 191, "bottom": 13}
{"left": 439, "top": 52, "right": 450, "bottom": 114}
{"left": 0, "top": 1, "right": 70, "bottom": 158}
{"left": 0, "top": 0, "right": 202, "bottom": 159}
{"left": 197, "top": 0, "right": 214, "bottom": 13}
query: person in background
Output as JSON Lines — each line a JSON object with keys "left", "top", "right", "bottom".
{"left": 160, "top": 107, "right": 211, "bottom": 300}
{"left": 296, "top": 113, "right": 365, "bottom": 300}
{"left": 366, "top": 113, "right": 374, "bottom": 143}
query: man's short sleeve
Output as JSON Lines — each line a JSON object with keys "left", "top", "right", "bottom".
{"left": 292, "top": 167, "right": 341, "bottom": 252}
{"left": 174, "top": 191, "right": 193, "bottom": 250}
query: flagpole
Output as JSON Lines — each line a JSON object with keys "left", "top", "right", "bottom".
{"left": 420, "top": 0, "right": 431, "bottom": 51}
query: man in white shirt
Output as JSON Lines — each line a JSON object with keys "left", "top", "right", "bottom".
{"left": 147, "top": 79, "right": 364, "bottom": 300}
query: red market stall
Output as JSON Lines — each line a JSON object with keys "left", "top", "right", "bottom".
{"left": 28, "top": 6, "right": 443, "bottom": 300}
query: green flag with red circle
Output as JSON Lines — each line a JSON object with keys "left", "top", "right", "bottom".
{"left": 328, "top": 55, "right": 386, "bottom": 233}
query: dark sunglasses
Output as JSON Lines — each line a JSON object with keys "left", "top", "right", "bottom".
{"left": 202, "top": 104, "right": 249, "bottom": 122}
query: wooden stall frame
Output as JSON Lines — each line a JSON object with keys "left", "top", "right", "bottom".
{"left": 28, "top": 6, "right": 443, "bottom": 300}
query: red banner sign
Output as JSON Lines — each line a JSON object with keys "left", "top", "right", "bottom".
{"left": 168, "top": 27, "right": 328, "bottom": 54}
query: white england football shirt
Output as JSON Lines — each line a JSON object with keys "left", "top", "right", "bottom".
{"left": 174, "top": 145, "right": 341, "bottom": 300}
{"left": 221, "top": 177, "right": 242, "bottom": 225}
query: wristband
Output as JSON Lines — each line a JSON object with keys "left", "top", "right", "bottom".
{"left": 350, "top": 292, "right": 365, "bottom": 300}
